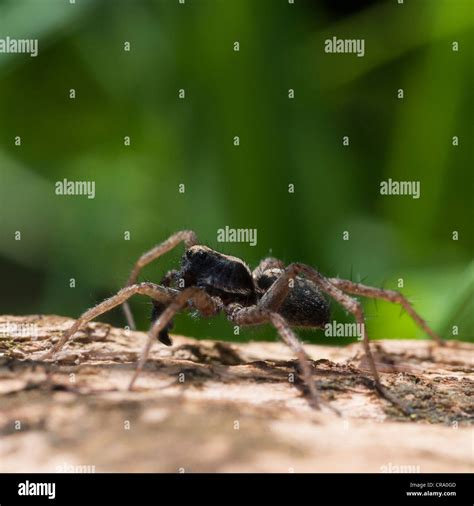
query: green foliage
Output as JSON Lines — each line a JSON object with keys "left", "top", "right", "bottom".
{"left": 0, "top": 0, "right": 472, "bottom": 343}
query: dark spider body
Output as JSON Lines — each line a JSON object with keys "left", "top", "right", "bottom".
{"left": 42, "top": 230, "right": 442, "bottom": 414}
{"left": 152, "top": 245, "right": 331, "bottom": 345}
{"left": 180, "top": 246, "right": 257, "bottom": 305}
{"left": 256, "top": 268, "right": 331, "bottom": 329}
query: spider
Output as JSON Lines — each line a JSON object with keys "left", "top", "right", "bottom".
{"left": 40, "top": 230, "right": 443, "bottom": 414}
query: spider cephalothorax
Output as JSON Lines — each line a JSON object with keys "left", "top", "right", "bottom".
{"left": 179, "top": 245, "right": 258, "bottom": 305}
{"left": 40, "top": 230, "right": 443, "bottom": 415}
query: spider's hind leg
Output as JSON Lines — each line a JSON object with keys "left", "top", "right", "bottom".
{"left": 226, "top": 304, "right": 338, "bottom": 413}
{"left": 257, "top": 263, "right": 413, "bottom": 415}
{"left": 328, "top": 278, "right": 443, "bottom": 344}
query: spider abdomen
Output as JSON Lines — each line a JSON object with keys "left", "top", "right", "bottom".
{"left": 257, "top": 270, "right": 330, "bottom": 328}
{"left": 279, "top": 279, "right": 330, "bottom": 328}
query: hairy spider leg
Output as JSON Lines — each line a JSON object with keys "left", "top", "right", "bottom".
{"left": 122, "top": 230, "right": 199, "bottom": 330}
{"left": 327, "top": 278, "right": 443, "bottom": 344}
{"left": 258, "top": 263, "right": 414, "bottom": 415}
{"left": 128, "top": 287, "right": 222, "bottom": 390}
{"left": 40, "top": 282, "right": 177, "bottom": 359}
{"left": 225, "top": 303, "right": 338, "bottom": 414}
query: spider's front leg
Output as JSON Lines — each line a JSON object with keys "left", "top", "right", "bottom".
{"left": 39, "top": 282, "right": 177, "bottom": 360}
{"left": 40, "top": 282, "right": 221, "bottom": 391}
{"left": 122, "top": 230, "right": 199, "bottom": 330}
{"left": 128, "top": 287, "right": 222, "bottom": 390}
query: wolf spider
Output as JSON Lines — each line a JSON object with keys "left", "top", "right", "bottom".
{"left": 40, "top": 230, "right": 442, "bottom": 414}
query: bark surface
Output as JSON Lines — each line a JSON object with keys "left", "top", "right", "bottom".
{"left": 0, "top": 315, "right": 472, "bottom": 472}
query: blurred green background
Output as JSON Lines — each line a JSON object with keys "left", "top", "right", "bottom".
{"left": 0, "top": 0, "right": 472, "bottom": 345}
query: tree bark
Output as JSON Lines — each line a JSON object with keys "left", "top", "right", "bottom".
{"left": 0, "top": 315, "right": 472, "bottom": 472}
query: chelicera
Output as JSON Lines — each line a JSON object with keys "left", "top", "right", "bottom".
{"left": 40, "top": 230, "right": 443, "bottom": 414}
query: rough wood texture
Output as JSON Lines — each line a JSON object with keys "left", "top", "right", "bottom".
{"left": 0, "top": 315, "right": 472, "bottom": 472}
